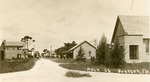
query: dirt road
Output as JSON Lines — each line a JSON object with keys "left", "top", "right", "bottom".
{"left": 0, "top": 59, "right": 149, "bottom": 82}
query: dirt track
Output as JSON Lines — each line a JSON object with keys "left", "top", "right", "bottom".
{"left": 0, "top": 59, "right": 149, "bottom": 82}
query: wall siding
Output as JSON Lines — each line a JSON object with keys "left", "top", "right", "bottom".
{"left": 73, "top": 43, "right": 96, "bottom": 59}
{"left": 124, "top": 36, "right": 150, "bottom": 63}
{"left": 5, "top": 50, "right": 23, "bottom": 59}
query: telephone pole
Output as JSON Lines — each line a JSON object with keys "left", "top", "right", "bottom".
{"left": 131, "top": 0, "right": 134, "bottom": 10}
{"left": 50, "top": 46, "right": 52, "bottom": 51}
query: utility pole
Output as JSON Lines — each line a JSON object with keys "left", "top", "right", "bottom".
{"left": 50, "top": 46, "right": 52, "bottom": 51}
{"left": 131, "top": 0, "right": 134, "bottom": 10}
{"left": 94, "top": 39, "right": 97, "bottom": 47}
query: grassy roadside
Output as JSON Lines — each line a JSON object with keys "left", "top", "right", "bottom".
{"left": 51, "top": 59, "right": 150, "bottom": 74}
{"left": 0, "top": 58, "right": 37, "bottom": 73}
{"left": 65, "top": 71, "right": 92, "bottom": 78}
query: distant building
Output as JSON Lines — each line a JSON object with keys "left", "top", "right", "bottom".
{"left": 49, "top": 51, "right": 56, "bottom": 58}
{"left": 0, "top": 40, "right": 24, "bottom": 59}
{"left": 111, "top": 15, "right": 150, "bottom": 63}
{"left": 68, "top": 41, "right": 96, "bottom": 59}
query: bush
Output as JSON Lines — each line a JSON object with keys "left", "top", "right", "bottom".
{"left": 57, "top": 59, "right": 150, "bottom": 74}
{"left": 110, "top": 39, "right": 125, "bottom": 68}
{"left": 90, "top": 56, "right": 97, "bottom": 65}
{"left": 0, "top": 58, "right": 37, "bottom": 73}
{"left": 65, "top": 71, "right": 91, "bottom": 78}
{"left": 75, "top": 47, "right": 86, "bottom": 61}
{"left": 96, "top": 34, "right": 109, "bottom": 65}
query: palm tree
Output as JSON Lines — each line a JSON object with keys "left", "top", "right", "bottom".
{"left": 21, "top": 36, "right": 32, "bottom": 50}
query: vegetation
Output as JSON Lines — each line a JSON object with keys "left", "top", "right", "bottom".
{"left": 96, "top": 34, "right": 110, "bottom": 66}
{"left": 51, "top": 59, "right": 150, "bottom": 74}
{"left": 110, "top": 39, "right": 125, "bottom": 68}
{"left": 50, "top": 59, "right": 75, "bottom": 63}
{"left": 42, "top": 49, "right": 49, "bottom": 57}
{"left": 75, "top": 47, "right": 86, "bottom": 61}
{"left": 65, "top": 71, "right": 91, "bottom": 78}
{"left": 52, "top": 34, "right": 146, "bottom": 74}
{"left": 55, "top": 41, "right": 77, "bottom": 59}
{"left": 43, "top": 49, "right": 49, "bottom": 53}
{"left": 21, "top": 36, "right": 35, "bottom": 50}
{"left": 96, "top": 35, "right": 125, "bottom": 68}
{"left": 0, "top": 58, "right": 37, "bottom": 73}
{"left": 21, "top": 36, "right": 35, "bottom": 58}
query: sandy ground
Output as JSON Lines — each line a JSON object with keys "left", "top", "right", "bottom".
{"left": 0, "top": 59, "right": 150, "bottom": 82}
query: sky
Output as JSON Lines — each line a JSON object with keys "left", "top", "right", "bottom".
{"left": 0, "top": 0, "right": 149, "bottom": 52}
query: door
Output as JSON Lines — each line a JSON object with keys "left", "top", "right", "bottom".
{"left": 129, "top": 45, "right": 138, "bottom": 59}
{"left": 1, "top": 51, "right": 5, "bottom": 60}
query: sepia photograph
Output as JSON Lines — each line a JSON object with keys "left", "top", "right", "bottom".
{"left": 0, "top": 0, "right": 149, "bottom": 82}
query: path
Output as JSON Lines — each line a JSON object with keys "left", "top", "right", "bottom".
{"left": 0, "top": 59, "right": 149, "bottom": 82}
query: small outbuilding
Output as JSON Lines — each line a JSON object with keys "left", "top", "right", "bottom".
{"left": 68, "top": 41, "right": 96, "bottom": 59}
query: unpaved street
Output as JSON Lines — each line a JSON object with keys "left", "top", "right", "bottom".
{"left": 0, "top": 59, "right": 149, "bottom": 82}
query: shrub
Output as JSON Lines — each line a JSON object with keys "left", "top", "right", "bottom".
{"left": 65, "top": 71, "right": 91, "bottom": 78}
{"left": 90, "top": 56, "right": 97, "bottom": 65}
{"left": 110, "top": 39, "right": 125, "bottom": 68}
{"left": 96, "top": 34, "right": 109, "bottom": 65}
{"left": 0, "top": 58, "right": 37, "bottom": 73}
{"left": 75, "top": 47, "right": 86, "bottom": 61}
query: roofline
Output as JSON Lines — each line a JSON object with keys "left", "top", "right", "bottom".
{"left": 69, "top": 41, "right": 96, "bottom": 51}
{"left": 2, "top": 40, "right": 24, "bottom": 47}
{"left": 118, "top": 15, "right": 149, "bottom": 18}
{"left": 5, "top": 45, "right": 23, "bottom": 47}
{"left": 111, "top": 16, "right": 126, "bottom": 43}
{"left": 111, "top": 15, "right": 149, "bottom": 43}
{"left": 118, "top": 34, "right": 143, "bottom": 37}
{"left": 143, "top": 38, "right": 150, "bottom": 39}
{"left": 125, "top": 34, "right": 143, "bottom": 36}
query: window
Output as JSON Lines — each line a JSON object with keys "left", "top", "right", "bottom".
{"left": 6, "top": 47, "right": 18, "bottom": 50}
{"left": 5, "top": 47, "right": 12, "bottom": 50}
{"left": 129, "top": 45, "right": 138, "bottom": 59}
{"left": 17, "top": 47, "right": 22, "bottom": 50}
{"left": 17, "top": 54, "right": 21, "bottom": 58}
{"left": 89, "top": 51, "right": 91, "bottom": 57}
{"left": 143, "top": 39, "right": 149, "bottom": 53}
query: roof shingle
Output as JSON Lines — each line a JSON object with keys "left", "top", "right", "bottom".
{"left": 118, "top": 15, "right": 149, "bottom": 38}
{"left": 5, "top": 41, "right": 24, "bottom": 46}
{"left": 69, "top": 41, "right": 96, "bottom": 51}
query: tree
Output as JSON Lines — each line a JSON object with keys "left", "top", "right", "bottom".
{"left": 43, "top": 49, "right": 48, "bottom": 53}
{"left": 21, "top": 36, "right": 33, "bottom": 50}
{"left": 64, "top": 41, "right": 77, "bottom": 50}
{"left": 55, "top": 41, "right": 77, "bottom": 59}
{"left": 42, "top": 49, "right": 50, "bottom": 57}
{"left": 96, "top": 34, "right": 109, "bottom": 65}
{"left": 76, "top": 46, "right": 85, "bottom": 61}
{"left": 110, "top": 39, "right": 125, "bottom": 68}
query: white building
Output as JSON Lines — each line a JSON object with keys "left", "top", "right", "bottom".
{"left": 68, "top": 41, "right": 96, "bottom": 59}
{"left": 111, "top": 15, "right": 150, "bottom": 63}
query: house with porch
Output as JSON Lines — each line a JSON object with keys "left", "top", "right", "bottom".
{"left": 68, "top": 41, "right": 96, "bottom": 59}
{"left": 111, "top": 15, "right": 150, "bottom": 63}
{"left": 0, "top": 40, "right": 24, "bottom": 59}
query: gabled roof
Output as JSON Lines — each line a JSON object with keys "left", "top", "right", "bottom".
{"left": 111, "top": 15, "right": 149, "bottom": 43}
{"left": 119, "top": 15, "right": 149, "bottom": 38}
{"left": 69, "top": 41, "right": 96, "bottom": 51}
{"left": 5, "top": 41, "right": 24, "bottom": 47}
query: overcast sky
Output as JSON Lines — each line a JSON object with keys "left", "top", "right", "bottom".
{"left": 0, "top": 0, "right": 149, "bottom": 52}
